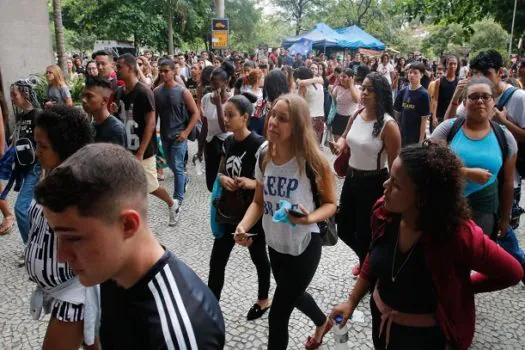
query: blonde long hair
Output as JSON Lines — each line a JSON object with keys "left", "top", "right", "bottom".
{"left": 46, "top": 65, "right": 68, "bottom": 88}
{"left": 264, "top": 93, "right": 331, "bottom": 193}
{"left": 138, "top": 56, "right": 152, "bottom": 75}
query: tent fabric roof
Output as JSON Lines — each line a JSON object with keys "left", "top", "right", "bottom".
{"left": 282, "top": 23, "right": 385, "bottom": 51}
{"left": 281, "top": 23, "right": 346, "bottom": 49}
{"left": 335, "top": 25, "right": 385, "bottom": 50}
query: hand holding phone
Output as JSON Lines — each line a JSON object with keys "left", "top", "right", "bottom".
{"left": 287, "top": 209, "right": 306, "bottom": 218}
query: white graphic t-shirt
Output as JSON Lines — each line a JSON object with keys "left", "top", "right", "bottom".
{"left": 255, "top": 157, "right": 319, "bottom": 256}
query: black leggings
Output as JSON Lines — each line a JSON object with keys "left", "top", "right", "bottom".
{"left": 337, "top": 170, "right": 389, "bottom": 265}
{"left": 204, "top": 137, "right": 224, "bottom": 192}
{"left": 208, "top": 223, "right": 271, "bottom": 301}
{"left": 267, "top": 233, "right": 326, "bottom": 350}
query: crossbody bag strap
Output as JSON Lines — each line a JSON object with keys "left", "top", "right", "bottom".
{"left": 305, "top": 162, "right": 320, "bottom": 209}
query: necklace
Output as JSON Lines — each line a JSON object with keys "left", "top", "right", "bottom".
{"left": 391, "top": 231, "right": 418, "bottom": 282}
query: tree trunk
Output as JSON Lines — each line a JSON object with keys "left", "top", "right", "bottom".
{"left": 52, "top": 0, "right": 66, "bottom": 72}
{"left": 168, "top": 6, "right": 174, "bottom": 55}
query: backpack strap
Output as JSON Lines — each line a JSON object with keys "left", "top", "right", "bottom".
{"left": 446, "top": 117, "right": 466, "bottom": 143}
{"left": 257, "top": 142, "right": 269, "bottom": 173}
{"left": 496, "top": 87, "right": 518, "bottom": 111}
{"left": 489, "top": 120, "right": 509, "bottom": 161}
{"left": 305, "top": 163, "right": 321, "bottom": 209}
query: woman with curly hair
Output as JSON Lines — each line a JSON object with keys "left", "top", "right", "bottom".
{"left": 25, "top": 105, "right": 99, "bottom": 349}
{"left": 330, "top": 141, "right": 523, "bottom": 350}
{"left": 331, "top": 72, "right": 401, "bottom": 277}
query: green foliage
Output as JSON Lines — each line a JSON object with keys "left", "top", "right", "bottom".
{"left": 421, "top": 23, "right": 466, "bottom": 57}
{"left": 469, "top": 19, "right": 509, "bottom": 53}
{"left": 393, "top": 0, "right": 525, "bottom": 42}
{"left": 68, "top": 76, "right": 86, "bottom": 105}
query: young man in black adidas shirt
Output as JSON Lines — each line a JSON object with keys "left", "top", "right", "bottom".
{"left": 115, "top": 53, "right": 179, "bottom": 226}
{"left": 34, "top": 143, "right": 225, "bottom": 349}
{"left": 82, "top": 76, "right": 126, "bottom": 147}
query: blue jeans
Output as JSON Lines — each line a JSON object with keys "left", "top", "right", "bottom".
{"left": 15, "top": 163, "right": 41, "bottom": 244}
{"left": 498, "top": 227, "right": 525, "bottom": 264}
{"left": 162, "top": 139, "right": 188, "bottom": 203}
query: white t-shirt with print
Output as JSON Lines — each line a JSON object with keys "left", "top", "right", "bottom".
{"left": 255, "top": 157, "right": 319, "bottom": 256}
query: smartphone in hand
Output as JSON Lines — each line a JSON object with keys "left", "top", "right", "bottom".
{"left": 288, "top": 209, "right": 306, "bottom": 218}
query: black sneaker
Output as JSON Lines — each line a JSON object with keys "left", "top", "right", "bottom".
{"left": 246, "top": 303, "right": 270, "bottom": 321}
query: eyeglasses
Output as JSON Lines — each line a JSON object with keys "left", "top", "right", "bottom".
{"left": 361, "top": 85, "right": 375, "bottom": 92}
{"left": 467, "top": 93, "right": 493, "bottom": 102}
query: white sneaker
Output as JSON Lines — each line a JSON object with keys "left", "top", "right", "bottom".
{"left": 168, "top": 200, "right": 180, "bottom": 227}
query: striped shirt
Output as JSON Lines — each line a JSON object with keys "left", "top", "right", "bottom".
{"left": 25, "top": 200, "right": 75, "bottom": 289}
{"left": 100, "top": 250, "right": 225, "bottom": 349}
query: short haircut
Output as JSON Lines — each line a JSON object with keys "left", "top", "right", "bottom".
{"left": 294, "top": 67, "right": 313, "bottom": 80}
{"left": 436, "top": 65, "right": 445, "bottom": 72}
{"left": 35, "top": 105, "right": 93, "bottom": 162}
{"left": 408, "top": 62, "right": 426, "bottom": 74}
{"left": 470, "top": 50, "right": 503, "bottom": 74}
{"left": 243, "top": 61, "right": 256, "bottom": 69}
{"left": 85, "top": 76, "right": 112, "bottom": 90}
{"left": 35, "top": 143, "right": 148, "bottom": 221}
{"left": 93, "top": 50, "right": 114, "bottom": 61}
{"left": 334, "top": 67, "right": 343, "bottom": 74}
{"left": 159, "top": 58, "right": 175, "bottom": 70}
{"left": 118, "top": 53, "right": 137, "bottom": 72}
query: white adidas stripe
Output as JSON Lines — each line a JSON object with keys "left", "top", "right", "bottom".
{"left": 162, "top": 265, "right": 198, "bottom": 349}
{"left": 148, "top": 274, "right": 184, "bottom": 350}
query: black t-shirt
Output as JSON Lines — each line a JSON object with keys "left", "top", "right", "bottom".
{"left": 348, "top": 61, "right": 361, "bottom": 74}
{"left": 394, "top": 86, "right": 430, "bottom": 146}
{"left": 421, "top": 74, "right": 431, "bottom": 90}
{"left": 369, "top": 219, "right": 438, "bottom": 314}
{"left": 222, "top": 132, "right": 265, "bottom": 180}
{"left": 186, "top": 78, "right": 199, "bottom": 102}
{"left": 100, "top": 250, "right": 225, "bottom": 350}
{"left": 17, "top": 109, "right": 39, "bottom": 143}
{"left": 94, "top": 115, "right": 127, "bottom": 147}
{"left": 436, "top": 77, "right": 458, "bottom": 121}
{"left": 116, "top": 82, "right": 157, "bottom": 158}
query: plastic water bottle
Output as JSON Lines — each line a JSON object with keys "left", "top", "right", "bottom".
{"left": 333, "top": 315, "right": 349, "bottom": 350}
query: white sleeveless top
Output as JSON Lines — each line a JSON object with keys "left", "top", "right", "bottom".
{"left": 304, "top": 84, "right": 325, "bottom": 118}
{"left": 346, "top": 113, "right": 395, "bottom": 171}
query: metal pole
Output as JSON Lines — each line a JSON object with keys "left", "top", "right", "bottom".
{"left": 509, "top": 0, "right": 518, "bottom": 56}
{"left": 214, "top": 0, "right": 224, "bottom": 18}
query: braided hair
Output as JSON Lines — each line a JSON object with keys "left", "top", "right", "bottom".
{"left": 365, "top": 72, "right": 393, "bottom": 137}
{"left": 11, "top": 79, "right": 41, "bottom": 115}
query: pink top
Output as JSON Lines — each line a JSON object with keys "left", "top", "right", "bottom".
{"left": 333, "top": 85, "right": 358, "bottom": 116}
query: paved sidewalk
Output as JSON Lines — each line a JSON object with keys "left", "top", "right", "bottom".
{"left": 1, "top": 143, "right": 524, "bottom": 349}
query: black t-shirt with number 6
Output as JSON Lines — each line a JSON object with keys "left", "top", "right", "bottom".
{"left": 116, "top": 82, "right": 157, "bottom": 159}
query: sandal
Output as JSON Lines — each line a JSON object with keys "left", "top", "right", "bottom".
{"left": 0, "top": 216, "right": 15, "bottom": 236}
{"left": 304, "top": 319, "right": 334, "bottom": 350}
{"left": 246, "top": 303, "right": 271, "bottom": 321}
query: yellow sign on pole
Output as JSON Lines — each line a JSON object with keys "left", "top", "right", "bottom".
{"left": 212, "top": 31, "right": 229, "bottom": 49}
{"left": 211, "top": 18, "right": 229, "bottom": 49}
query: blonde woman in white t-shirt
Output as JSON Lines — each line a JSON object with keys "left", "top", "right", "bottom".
{"left": 236, "top": 94, "right": 337, "bottom": 349}
{"left": 331, "top": 72, "right": 401, "bottom": 277}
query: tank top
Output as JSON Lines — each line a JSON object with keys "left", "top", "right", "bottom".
{"left": 436, "top": 77, "right": 458, "bottom": 121}
{"left": 346, "top": 113, "right": 395, "bottom": 171}
{"left": 305, "top": 84, "right": 325, "bottom": 117}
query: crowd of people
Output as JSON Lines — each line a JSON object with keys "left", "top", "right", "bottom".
{"left": 1, "top": 45, "right": 525, "bottom": 350}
